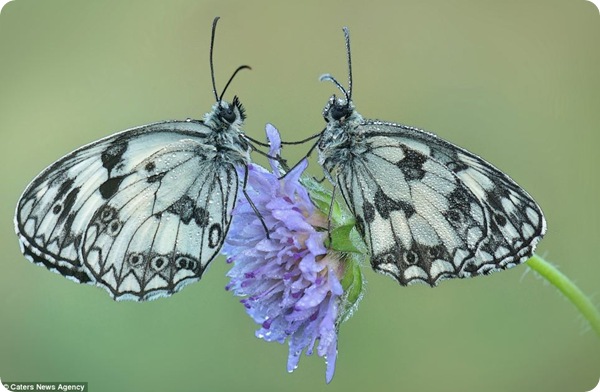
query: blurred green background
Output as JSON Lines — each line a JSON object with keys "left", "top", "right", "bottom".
{"left": 1, "top": 1, "right": 598, "bottom": 391}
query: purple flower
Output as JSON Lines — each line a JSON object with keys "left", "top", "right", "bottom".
{"left": 222, "top": 124, "right": 346, "bottom": 383}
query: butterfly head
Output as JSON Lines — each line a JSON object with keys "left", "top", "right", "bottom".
{"left": 322, "top": 94, "right": 356, "bottom": 124}
{"left": 320, "top": 73, "right": 361, "bottom": 126}
{"left": 205, "top": 96, "right": 246, "bottom": 130}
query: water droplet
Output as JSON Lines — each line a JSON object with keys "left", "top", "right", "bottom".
{"left": 287, "top": 366, "right": 297, "bottom": 373}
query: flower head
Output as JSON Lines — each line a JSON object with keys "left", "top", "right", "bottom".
{"left": 223, "top": 124, "right": 348, "bottom": 383}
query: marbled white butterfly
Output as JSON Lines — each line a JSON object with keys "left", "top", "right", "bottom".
{"left": 14, "top": 17, "right": 259, "bottom": 301}
{"left": 316, "top": 28, "right": 546, "bottom": 286}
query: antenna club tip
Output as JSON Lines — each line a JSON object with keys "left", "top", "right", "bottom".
{"left": 319, "top": 73, "right": 333, "bottom": 82}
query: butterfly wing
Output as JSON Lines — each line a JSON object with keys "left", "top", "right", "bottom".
{"left": 15, "top": 120, "right": 238, "bottom": 300}
{"left": 330, "top": 120, "right": 546, "bottom": 286}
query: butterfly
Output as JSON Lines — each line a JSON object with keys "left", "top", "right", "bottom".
{"left": 14, "top": 17, "right": 262, "bottom": 301}
{"left": 314, "top": 27, "right": 547, "bottom": 286}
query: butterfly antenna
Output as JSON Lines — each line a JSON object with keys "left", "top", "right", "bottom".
{"left": 219, "top": 65, "right": 252, "bottom": 103}
{"left": 319, "top": 73, "right": 348, "bottom": 98}
{"left": 209, "top": 17, "right": 220, "bottom": 102}
{"left": 342, "top": 26, "right": 353, "bottom": 102}
{"left": 319, "top": 26, "right": 353, "bottom": 105}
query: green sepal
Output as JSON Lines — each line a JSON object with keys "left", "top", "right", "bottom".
{"left": 329, "top": 223, "right": 362, "bottom": 254}
{"left": 301, "top": 176, "right": 351, "bottom": 226}
{"left": 339, "top": 253, "right": 365, "bottom": 323}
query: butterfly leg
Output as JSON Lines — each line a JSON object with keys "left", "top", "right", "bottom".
{"left": 250, "top": 144, "right": 289, "bottom": 171}
{"left": 325, "top": 182, "right": 338, "bottom": 246}
{"left": 242, "top": 164, "right": 271, "bottom": 239}
{"left": 279, "top": 134, "right": 323, "bottom": 180}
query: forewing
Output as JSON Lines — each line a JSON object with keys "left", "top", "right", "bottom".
{"left": 15, "top": 120, "right": 236, "bottom": 300}
{"left": 336, "top": 121, "right": 545, "bottom": 285}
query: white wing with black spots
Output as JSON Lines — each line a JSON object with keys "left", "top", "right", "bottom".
{"left": 16, "top": 116, "right": 248, "bottom": 300}
{"left": 321, "top": 118, "right": 545, "bottom": 286}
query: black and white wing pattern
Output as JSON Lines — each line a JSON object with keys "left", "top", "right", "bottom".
{"left": 316, "top": 27, "right": 546, "bottom": 286}
{"left": 319, "top": 115, "right": 546, "bottom": 286}
{"left": 15, "top": 120, "right": 245, "bottom": 300}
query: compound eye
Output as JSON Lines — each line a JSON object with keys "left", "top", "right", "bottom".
{"left": 220, "top": 106, "right": 236, "bottom": 123}
{"left": 330, "top": 104, "right": 350, "bottom": 121}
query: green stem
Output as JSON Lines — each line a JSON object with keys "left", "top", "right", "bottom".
{"left": 527, "top": 254, "right": 600, "bottom": 337}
